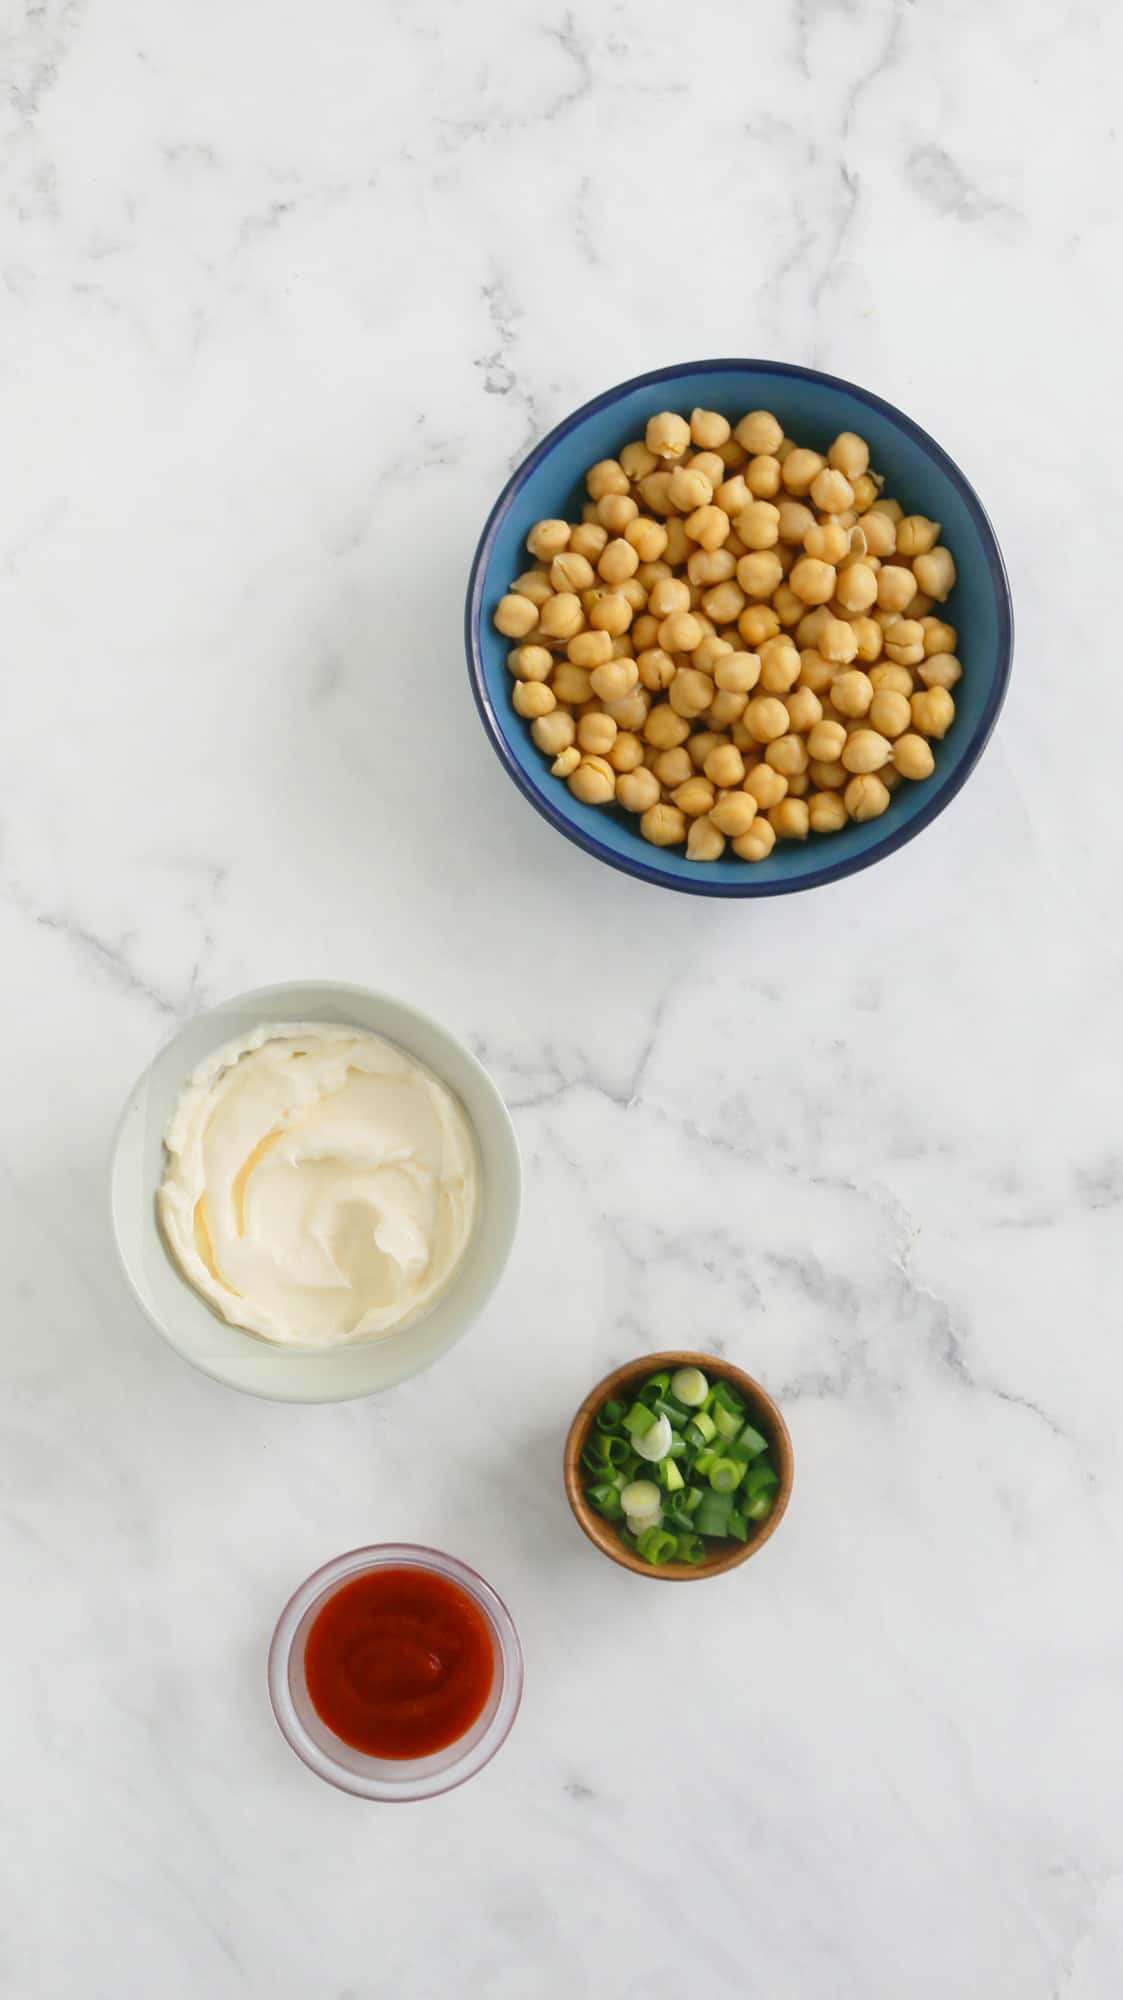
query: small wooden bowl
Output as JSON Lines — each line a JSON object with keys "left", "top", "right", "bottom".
{"left": 564, "top": 1350, "right": 793, "bottom": 1580}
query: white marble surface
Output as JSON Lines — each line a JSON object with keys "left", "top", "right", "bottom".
{"left": 3, "top": 2, "right": 1122, "bottom": 1994}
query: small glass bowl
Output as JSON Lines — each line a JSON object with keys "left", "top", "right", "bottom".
{"left": 267, "top": 1544, "right": 524, "bottom": 1801}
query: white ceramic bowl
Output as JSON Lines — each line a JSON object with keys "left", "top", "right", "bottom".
{"left": 110, "top": 981, "right": 521, "bottom": 1402}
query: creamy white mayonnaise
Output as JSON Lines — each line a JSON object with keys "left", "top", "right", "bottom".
{"left": 158, "top": 1023, "right": 479, "bottom": 1347}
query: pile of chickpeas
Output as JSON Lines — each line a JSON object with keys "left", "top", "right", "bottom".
{"left": 492, "top": 406, "right": 961, "bottom": 862}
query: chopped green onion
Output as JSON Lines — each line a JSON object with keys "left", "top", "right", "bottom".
{"left": 693, "top": 1448, "right": 717, "bottom": 1480}
{"left": 674, "top": 1534, "right": 706, "bottom": 1565}
{"left": 711, "top": 1379, "right": 746, "bottom": 1417}
{"left": 581, "top": 1441, "right": 608, "bottom": 1475}
{"left": 712, "top": 1403, "right": 744, "bottom": 1444}
{"left": 656, "top": 1456, "right": 684, "bottom": 1494}
{"left": 619, "top": 1479, "right": 661, "bottom": 1519}
{"left": 708, "top": 1456, "right": 742, "bottom": 1493}
{"left": 665, "top": 1433, "right": 688, "bottom": 1460}
{"left": 742, "top": 1459, "right": 780, "bottom": 1500}
{"left": 670, "top": 1366, "right": 708, "bottom": 1407}
{"left": 693, "top": 1490, "right": 734, "bottom": 1537}
{"left": 744, "top": 1491, "right": 774, "bottom": 1523}
{"left": 596, "top": 1398, "right": 626, "bottom": 1432}
{"left": 686, "top": 1410, "right": 717, "bottom": 1446}
{"left": 633, "top": 1413, "right": 673, "bottom": 1462}
{"left": 636, "top": 1525, "right": 677, "bottom": 1565}
{"left": 639, "top": 1371, "right": 672, "bottom": 1406}
{"left": 664, "top": 1500, "right": 695, "bottom": 1533}
{"left": 587, "top": 1481, "right": 624, "bottom": 1519}
{"left": 727, "top": 1421, "right": 769, "bottom": 1462}
{"left": 653, "top": 1394, "right": 690, "bottom": 1430}
{"left": 727, "top": 1507, "right": 748, "bottom": 1542}
{"left": 684, "top": 1485, "right": 704, "bottom": 1515}
{"left": 622, "top": 1401, "right": 658, "bottom": 1440}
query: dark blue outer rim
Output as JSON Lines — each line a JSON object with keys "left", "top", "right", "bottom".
{"left": 464, "top": 357, "right": 1014, "bottom": 899}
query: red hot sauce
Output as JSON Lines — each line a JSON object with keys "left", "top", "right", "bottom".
{"left": 304, "top": 1566, "right": 495, "bottom": 1759}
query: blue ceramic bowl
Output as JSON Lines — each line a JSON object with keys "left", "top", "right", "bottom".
{"left": 466, "top": 360, "right": 1012, "bottom": 897}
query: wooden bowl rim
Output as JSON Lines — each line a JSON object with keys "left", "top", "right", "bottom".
{"left": 563, "top": 1349, "right": 794, "bottom": 1580}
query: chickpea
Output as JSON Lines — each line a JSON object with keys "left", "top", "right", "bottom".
{"left": 785, "top": 686, "right": 823, "bottom": 734}
{"left": 818, "top": 617, "right": 859, "bottom": 665}
{"left": 688, "top": 450, "right": 726, "bottom": 486}
{"left": 834, "top": 560, "right": 879, "bottom": 614}
{"left": 620, "top": 439, "right": 658, "bottom": 481}
{"left": 507, "top": 643, "right": 553, "bottom": 683}
{"left": 850, "top": 615, "right": 883, "bottom": 663}
{"left": 865, "top": 664, "right": 911, "bottom": 697}
{"left": 769, "top": 583, "right": 805, "bottom": 628}
{"left": 801, "top": 519, "right": 848, "bottom": 566}
{"left": 706, "top": 688, "right": 745, "bottom": 729}
{"left": 568, "top": 754, "right": 616, "bottom": 805}
{"left": 552, "top": 662, "right": 593, "bottom": 705}
{"left": 806, "top": 789, "right": 847, "bottom": 834}
{"left": 687, "top": 407, "right": 730, "bottom": 451}
{"left": 858, "top": 509, "right": 897, "bottom": 558}
{"left": 715, "top": 474, "right": 750, "bottom": 517}
{"left": 550, "top": 551, "right": 596, "bottom": 594}
{"left": 569, "top": 521, "right": 609, "bottom": 561}
{"left": 527, "top": 519, "right": 572, "bottom": 561}
{"left": 616, "top": 766, "right": 661, "bottom": 813}
{"left": 645, "top": 412, "right": 691, "bottom": 462}
{"left": 712, "top": 651, "right": 761, "bottom": 696}
{"left": 531, "top": 710, "right": 576, "bottom": 757}
{"left": 668, "top": 464, "right": 713, "bottom": 512}
{"left": 841, "top": 728, "right": 892, "bottom": 774}
{"left": 551, "top": 746, "right": 581, "bottom": 778}
{"left": 745, "top": 454, "right": 783, "bottom": 499}
{"left": 604, "top": 689, "right": 649, "bottom": 731}
{"left": 867, "top": 696, "right": 911, "bottom": 744}
{"left": 797, "top": 650, "right": 834, "bottom": 694}
{"left": 733, "top": 410, "right": 783, "bottom": 455}
{"left": 886, "top": 732, "right": 935, "bottom": 784}
{"left": 493, "top": 593, "right": 539, "bottom": 638}
{"left": 658, "top": 610, "right": 704, "bottom": 653}
{"left": 824, "top": 432, "right": 868, "bottom": 483}
{"left": 563, "top": 628, "right": 610, "bottom": 669}
{"left": 804, "top": 716, "right": 846, "bottom": 763}
{"left": 644, "top": 704, "right": 691, "bottom": 750}
{"left": 672, "top": 775, "right": 716, "bottom": 818}
{"left": 611, "top": 631, "right": 637, "bottom": 656}
{"left": 624, "top": 517, "right": 667, "bottom": 565}
{"left": 692, "top": 633, "right": 732, "bottom": 673}
{"left": 876, "top": 565, "right": 918, "bottom": 614}
{"left": 870, "top": 496, "right": 903, "bottom": 523}
{"left": 744, "top": 694, "right": 790, "bottom": 744}
{"left": 773, "top": 499, "right": 812, "bottom": 545}
{"left": 884, "top": 619, "right": 925, "bottom": 667}
{"left": 589, "top": 657, "right": 640, "bottom": 704}
{"left": 512, "top": 679, "right": 556, "bottom": 720}
{"left": 809, "top": 757, "right": 847, "bottom": 790}
{"left": 736, "top": 551, "right": 785, "bottom": 599}
{"left": 641, "top": 801, "right": 687, "bottom": 846}
{"left": 606, "top": 730, "right": 644, "bottom": 774}
{"left": 601, "top": 501, "right": 641, "bottom": 545}
{"left": 648, "top": 575, "right": 691, "bottom": 619}
{"left": 830, "top": 670, "right": 875, "bottom": 718}
{"left": 780, "top": 447, "right": 825, "bottom": 495}
{"left": 769, "top": 797, "right": 810, "bottom": 840}
{"left": 598, "top": 538, "right": 641, "bottom": 586}
{"left": 738, "top": 604, "right": 780, "bottom": 648}
{"left": 688, "top": 547, "right": 737, "bottom": 589}
{"left": 917, "top": 653, "right": 962, "bottom": 691}
{"left": 910, "top": 686, "right": 956, "bottom": 738}
{"left": 636, "top": 647, "right": 676, "bottom": 691}
{"left": 685, "top": 504, "right": 731, "bottom": 553}
{"left": 789, "top": 557, "right": 837, "bottom": 606}
{"left": 576, "top": 707, "right": 619, "bottom": 756}
{"left": 845, "top": 773, "right": 891, "bottom": 822}
{"left": 679, "top": 731, "right": 718, "bottom": 773}
{"left": 668, "top": 667, "right": 715, "bottom": 718}
{"left": 717, "top": 435, "right": 747, "bottom": 468}
{"left": 893, "top": 515, "right": 940, "bottom": 558}
{"left": 742, "top": 763, "right": 787, "bottom": 810}
{"left": 699, "top": 578, "right": 745, "bottom": 625}
{"left": 764, "top": 733, "right": 809, "bottom": 777}
{"left": 589, "top": 591, "right": 632, "bottom": 635}
{"left": 639, "top": 470, "right": 676, "bottom": 515}
{"left": 912, "top": 546, "right": 956, "bottom": 600}
{"left": 586, "top": 459, "right": 630, "bottom": 500}
{"left": 915, "top": 616, "right": 954, "bottom": 658}
{"left": 663, "top": 519, "right": 690, "bottom": 566}
{"left": 810, "top": 467, "right": 855, "bottom": 514}
{"left": 682, "top": 814, "right": 724, "bottom": 862}
{"left": 732, "top": 816, "right": 776, "bottom": 861}
{"left": 538, "top": 591, "right": 585, "bottom": 640}
{"left": 735, "top": 501, "right": 781, "bottom": 551}
{"left": 758, "top": 635, "right": 801, "bottom": 692}
{"left": 652, "top": 747, "right": 694, "bottom": 788}
{"left": 698, "top": 741, "right": 742, "bottom": 789}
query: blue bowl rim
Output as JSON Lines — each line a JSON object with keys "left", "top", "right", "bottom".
{"left": 465, "top": 357, "right": 1014, "bottom": 898}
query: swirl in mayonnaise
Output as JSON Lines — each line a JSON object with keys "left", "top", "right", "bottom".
{"left": 157, "top": 1023, "right": 479, "bottom": 1347}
